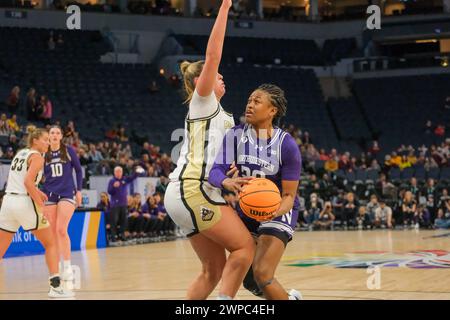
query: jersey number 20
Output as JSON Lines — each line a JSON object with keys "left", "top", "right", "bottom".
{"left": 241, "top": 165, "right": 266, "bottom": 178}
{"left": 50, "top": 163, "right": 63, "bottom": 177}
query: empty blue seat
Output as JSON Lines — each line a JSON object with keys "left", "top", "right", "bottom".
{"left": 389, "top": 167, "right": 401, "bottom": 181}
{"left": 401, "top": 167, "right": 414, "bottom": 181}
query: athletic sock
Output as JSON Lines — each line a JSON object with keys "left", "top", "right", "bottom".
{"left": 63, "top": 260, "right": 72, "bottom": 270}
{"left": 216, "top": 294, "right": 233, "bottom": 300}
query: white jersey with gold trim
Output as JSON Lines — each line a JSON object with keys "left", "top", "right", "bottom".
{"left": 169, "top": 89, "right": 234, "bottom": 182}
{"left": 5, "top": 148, "right": 43, "bottom": 195}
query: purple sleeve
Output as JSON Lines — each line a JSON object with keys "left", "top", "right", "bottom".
{"left": 125, "top": 172, "right": 138, "bottom": 184}
{"left": 281, "top": 134, "right": 302, "bottom": 181}
{"left": 68, "top": 146, "right": 83, "bottom": 191}
{"left": 208, "top": 128, "right": 237, "bottom": 188}
{"left": 141, "top": 203, "right": 149, "bottom": 213}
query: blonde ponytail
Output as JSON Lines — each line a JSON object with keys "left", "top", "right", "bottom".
{"left": 180, "top": 60, "right": 205, "bottom": 104}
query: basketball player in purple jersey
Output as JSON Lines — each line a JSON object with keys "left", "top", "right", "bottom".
{"left": 43, "top": 125, "right": 83, "bottom": 289}
{"left": 209, "top": 84, "right": 302, "bottom": 300}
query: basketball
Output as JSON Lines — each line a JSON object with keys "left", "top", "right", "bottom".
{"left": 239, "top": 178, "right": 281, "bottom": 221}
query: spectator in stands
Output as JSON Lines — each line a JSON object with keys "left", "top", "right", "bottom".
{"left": 408, "top": 177, "right": 419, "bottom": 197}
{"left": 350, "top": 156, "right": 358, "bottom": 170}
{"left": 424, "top": 156, "right": 439, "bottom": 171}
{"left": 342, "top": 192, "right": 359, "bottom": 229}
{"left": 445, "top": 97, "right": 450, "bottom": 110}
{"left": 154, "top": 191, "right": 174, "bottom": 235}
{"left": 156, "top": 175, "right": 169, "bottom": 194}
{"left": 6, "top": 114, "right": 20, "bottom": 133}
{"left": 78, "top": 147, "right": 92, "bottom": 166}
{"left": 118, "top": 126, "right": 128, "bottom": 142}
{"left": 319, "top": 149, "right": 329, "bottom": 161}
{"left": 127, "top": 193, "right": 143, "bottom": 239}
{"left": 324, "top": 156, "right": 338, "bottom": 172}
{"left": 26, "top": 88, "right": 38, "bottom": 121}
{"left": 399, "top": 155, "right": 412, "bottom": 170}
{"left": 0, "top": 117, "right": 11, "bottom": 136}
{"left": 374, "top": 200, "right": 393, "bottom": 229}
{"left": 369, "top": 140, "right": 380, "bottom": 155}
{"left": 390, "top": 152, "right": 402, "bottom": 168}
{"left": 425, "top": 178, "right": 436, "bottom": 198}
{"left": 366, "top": 194, "right": 379, "bottom": 222}
{"left": 356, "top": 153, "right": 368, "bottom": 169}
{"left": 7, "top": 134, "right": 19, "bottom": 153}
{"left": 314, "top": 201, "right": 335, "bottom": 230}
{"left": 369, "top": 159, "right": 381, "bottom": 171}
{"left": 39, "top": 95, "right": 53, "bottom": 125}
{"left": 414, "top": 205, "right": 431, "bottom": 229}
{"left": 304, "top": 143, "right": 320, "bottom": 166}
{"left": 338, "top": 153, "right": 351, "bottom": 171}
{"left": 302, "top": 131, "right": 312, "bottom": 144}
{"left": 401, "top": 191, "right": 417, "bottom": 229}
{"left": 5, "top": 86, "right": 20, "bottom": 115}
{"left": 434, "top": 125, "right": 445, "bottom": 137}
{"left": 107, "top": 166, "right": 140, "bottom": 243}
{"left": 331, "top": 190, "right": 345, "bottom": 220}
{"left": 437, "top": 188, "right": 450, "bottom": 211}
{"left": 64, "top": 120, "right": 76, "bottom": 139}
{"left": 141, "top": 194, "right": 164, "bottom": 238}
{"left": 356, "top": 206, "right": 372, "bottom": 230}
{"left": 303, "top": 192, "right": 323, "bottom": 230}
{"left": 435, "top": 208, "right": 450, "bottom": 229}
{"left": 4, "top": 146, "right": 14, "bottom": 160}
{"left": 97, "top": 192, "right": 111, "bottom": 240}
{"left": 88, "top": 143, "right": 104, "bottom": 163}
{"left": 430, "top": 145, "right": 445, "bottom": 166}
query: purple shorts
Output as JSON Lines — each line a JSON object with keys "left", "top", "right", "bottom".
{"left": 239, "top": 207, "right": 299, "bottom": 246}
{"left": 44, "top": 191, "right": 76, "bottom": 206}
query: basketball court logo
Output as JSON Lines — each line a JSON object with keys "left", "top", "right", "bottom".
{"left": 200, "top": 207, "right": 214, "bottom": 222}
{"left": 285, "top": 250, "right": 450, "bottom": 269}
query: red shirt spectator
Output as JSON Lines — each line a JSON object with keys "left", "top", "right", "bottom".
{"left": 435, "top": 125, "right": 445, "bottom": 137}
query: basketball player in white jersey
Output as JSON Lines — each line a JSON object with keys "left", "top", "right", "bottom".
{"left": 0, "top": 128, "right": 74, "bottom": 298}
{"left": 165, "top": 0, "right": 255, "bottom": 300}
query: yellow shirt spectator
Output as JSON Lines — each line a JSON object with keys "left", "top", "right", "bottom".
{"left": 399, "top": 156, "right": 412, "bottom": 170}
{"left": 325, "top": 159, "right": 339, "bottom": 172}
{"left": 6, "top": 115, "right": 20, "bottom": 132}
{"left": 390, "top": 154, "right": 402, "bottom": 167}
{"left": 407, "top": 155, "right": 417, "bottom": 165}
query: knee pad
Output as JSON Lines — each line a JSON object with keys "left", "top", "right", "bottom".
{"left": 243, "top": 266, "right": 264, "bottom": 297}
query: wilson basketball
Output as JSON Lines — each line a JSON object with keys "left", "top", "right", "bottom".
{"left": 239, "top": 178, "right": 281, "bottom": 221}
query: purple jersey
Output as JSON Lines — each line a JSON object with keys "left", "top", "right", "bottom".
{"left": 43, "top": 146, "right": 83, "bottom": 198}
{"left": 209, "top": 124, "right": 302, "bottom": 238}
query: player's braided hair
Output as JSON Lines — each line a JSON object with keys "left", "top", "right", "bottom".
{"left": 45, "top": 125, "right": 69, "bottom": 164}
{"left": 257, "top": 84, "right": 287, "bottom": 125}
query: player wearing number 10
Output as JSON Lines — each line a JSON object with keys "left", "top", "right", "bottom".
{"left": 42, "top": 125, "right": 83, "bottom": 289}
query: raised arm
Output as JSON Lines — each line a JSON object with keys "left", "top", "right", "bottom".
{"left": 196, "top": 0, "right": 231, "bottom": 97}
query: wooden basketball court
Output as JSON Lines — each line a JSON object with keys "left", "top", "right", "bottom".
{"left": 1, "top": 230, "right": 449, "bottom": 300}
